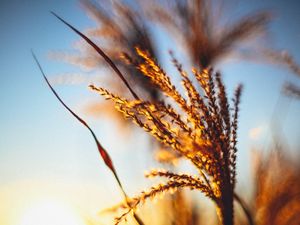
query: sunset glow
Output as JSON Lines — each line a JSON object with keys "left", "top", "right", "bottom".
{"left": 17, "top": 198, "right": 86, "bottom": 225}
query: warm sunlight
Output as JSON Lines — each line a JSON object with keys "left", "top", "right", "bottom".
{"left": 17, "top": 198, "right": 86, "bottom": 225}
{"left": 2, "top": 0, "right": 300, "bottom": 225}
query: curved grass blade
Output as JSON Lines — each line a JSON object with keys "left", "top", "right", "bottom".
{"left": 31, "top": 51, "right": 124, "bottom": 191}
{"left": 51, "top": 11, "right": 139, "bottom": 101}
{"left": 32, "top": 51, "right": 144, "bottom": 225}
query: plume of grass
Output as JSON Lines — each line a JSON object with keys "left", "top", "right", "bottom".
{"left": 90, "top": 48, "right": 243, "bottom": 225}
{"left": 144, "top": 0, "right": 271, "bottom": 68}
{"left": 32, "top": 51, "right": 144, "bottom": 225}
{"left": 49, "top": 12, "right": 256, "bottom": 225}
{"left": 146, "top": 0, "right": 300, "bottom": 111}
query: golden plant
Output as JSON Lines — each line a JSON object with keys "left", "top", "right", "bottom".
{"left": 90, "top": 48, "right": 243, "bottom": 225}
{"left": 38, "top": 8, "right": 260, "bottom": 225}
{"left": 32, "top": 1, "right": 300, "bottom": 224}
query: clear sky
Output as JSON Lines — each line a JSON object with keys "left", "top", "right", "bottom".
{"left": 1, "top": 0, "right": 300, "bottom": 224}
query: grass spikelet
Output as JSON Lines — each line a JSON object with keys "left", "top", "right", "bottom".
{"left": 114, "top": 180, "right": 211, "bottom": 225}
{"left": 135, "top": 48, "right": 188, "bottom": 111}
{"left": 230, "top": 84, "right": 243, "bottom": 189}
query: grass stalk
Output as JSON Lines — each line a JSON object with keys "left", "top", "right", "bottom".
{"left": 32, "top": 51, "right": 144, "bottom": 225}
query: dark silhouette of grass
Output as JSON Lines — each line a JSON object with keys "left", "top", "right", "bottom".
{"left": 145, "top": 0, "right": 271, "bottom": 68}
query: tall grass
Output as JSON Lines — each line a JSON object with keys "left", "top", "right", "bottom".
{"left": 33, "top": 1, "right": 300, "bottom": 225}
{"left": 36, "top": 13, "right": 243, "bottom": 224}
{"left": 90, "top": 50, "right": 242, "bottom": 225}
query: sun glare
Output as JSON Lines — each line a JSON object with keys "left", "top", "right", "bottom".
{"left": 17, "top": 198, "right": 86, "bottom": 225}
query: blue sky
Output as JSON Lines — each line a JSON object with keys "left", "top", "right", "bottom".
{"left": 0, "top": 0, "right": 300, "bottom": 224}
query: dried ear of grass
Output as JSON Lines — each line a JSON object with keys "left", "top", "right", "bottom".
{"left": 90, "top": 48, "right": 244, "bottom": 225}
{"left": 144, "top": 0, "right": 271, "bottom": 68}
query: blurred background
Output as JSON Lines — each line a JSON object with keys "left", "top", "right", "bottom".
{"left": 0, "top": 0, "right": 300, "bottom": 225}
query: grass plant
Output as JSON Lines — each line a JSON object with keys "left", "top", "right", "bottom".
{"left": 32, "top": 1, "right": 300, "bottom": 225}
